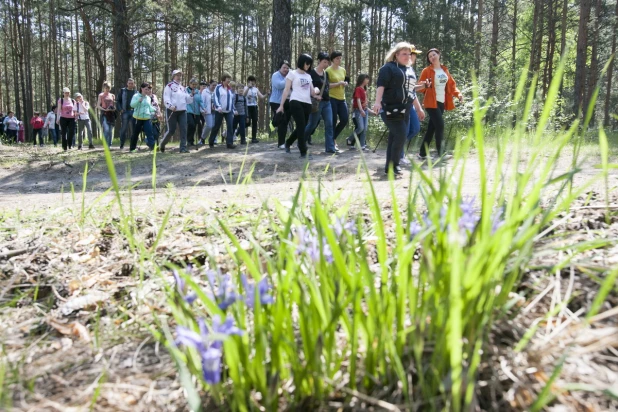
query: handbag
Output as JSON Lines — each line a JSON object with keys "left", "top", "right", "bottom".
{"left": 311, "top": 72, "right": 327, "bottom": 113}
{"left": 383, "top": 102, "right": 407, "bottom": 120}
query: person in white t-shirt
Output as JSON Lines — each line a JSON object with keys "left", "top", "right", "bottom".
{"left": 75, "top": 93, "right": 94, "bottom": 149}
{"left": 417, "top": 48, "right": 463, "bottom": 160}
{"left": 276, "top": 54, "right": 321, "bottom": 159}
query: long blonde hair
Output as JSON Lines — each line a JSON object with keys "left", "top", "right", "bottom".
{"left": 384, "top": 42, "right": 413, "bottom": 64}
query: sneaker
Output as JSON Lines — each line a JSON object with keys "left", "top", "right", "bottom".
{"left": 346, "top": 137, "right": 355, "bottom": 146}
{"left": 78, "top": 145, "right": 82, "bottom": 150}
{"left": 227, "top": 144, "right": 237, "bottom": 149}
{"left": 400, "top": 157, "right": 411, "bottom": 165}
{"left": 307, "top": 140, "right": 313, "bottom": 146}
{"left": 335, "top": 143, "right": 339, "bottom": 150}
{"left": 88, "top": 144, "right": 95, "bottom": 149}
{"left": 325, "top": 150, "right": 341, "bottom": 155}
{"left": 119, "top": 145, "right": 124, "bottom": 150}
{"left": 417, "top": 154, "right": 427, "bottom": 162}
{"left": 251, "top": 139, "right": 259, "bottom": 144}
{"left": 362, "top": 145, "right": 370, "bottom": 151}
{"left": 160, "top": 145, "right": 166, "bottom": 153}
{"left": 384, "top": 166, "right": 403, "bottom": 175}
{"left": 279, "top": 144, "right": 286, "bottom": 149}
{"left": 285, "top": 146, "right": 291, "bottom": 154}
{"left": 179, "top": 149, "right": 190, "bottom": 153}
{"left": 441, "top": 154, "right": 454, "bottom": 160}
{"left": 300, "top": 153, "right": 313, "bottom": 160}
{"left": 240, "top": 140, "right": 247, "bottom": 145}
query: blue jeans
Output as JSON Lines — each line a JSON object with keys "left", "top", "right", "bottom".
{"left": 348, "top": 109, "right": 369, "bottom": 147}
{"left": 130, "top": 118, "right": 154, "bottom": 150}
{"left": 402, "top": 107, "right": 420, "bottom": 159}
{"left": 100, "top": 115, "right": 113, "bottom": 147}
{"left": 210, "top": 111, "right": 235, "bottom": 146}
{"left": 233, "top": 114, "right": 247, "bottom": 143}
{"left": 330, "top": 98, "right": 349, "bottom": 140}
{"left": 201, "top": 113, "right": 214, "bottom": 140}
{"left": 304, "top": 100, "right": 335, "bottom": 151}
{"left": 119, "top": 110, "right": 135, "bottom": 147}
{"left": 49, "top": 128, "right": 58, "bottom": 145}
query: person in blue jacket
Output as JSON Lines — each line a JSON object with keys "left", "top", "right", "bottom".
{"left": 186, "top": 78, "right": 202, "bottom": 148}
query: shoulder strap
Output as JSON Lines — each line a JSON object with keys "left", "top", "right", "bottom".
{"left": 319, "top": 72, "right": 327, "bottom": 96}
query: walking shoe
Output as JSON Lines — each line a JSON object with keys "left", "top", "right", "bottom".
{"left": 334, "top": 143, "right": 339, "bottom": 150}
{"left": 240, "top": 140, "right": 247, "bottom": 145}
{"left": 440, "top": 154, "right": 453, "bottom": 160}
{"left": 251, "top": 139, "right": 259, "bottom": 143}
{"left": 78, "top": 145, "right": 82, "bottom": 150}
{"left": 227, "top": 144, "right": 237, "bottom": 149}
{"left": 400, "top": 157, "right": 411, "bottom": 165}
{"left": 300, "top": 153, "right": 313, "bottom": 160}
{"left": 285, "top": 146, "right": 291, "bottom": 153}
{"left": 417, "top": 154, "right": 427, "bottom": 162}
{"left": 119, "top": 145, "right": 124, "bottom": 149}
{"left": 384, "top": 166, "right": 403, "bottom": 175}
{"left": 160, "top": 144, "right": 166, "bottom": 153}
{"left": 279, "top": 144, "right": 286, "bottom": 149}
{"left": 346, "top": 137, "right": 355, "bottom": 146}
{"left": 325, "top": 150, "right": 341, "bottom": 155}
{"left": 307, "top": 140, "right": 313, "bottom": 145}
{"left": 88, "top": 144, "right": 95, "bottom": 149}
{"left": 361, "top": 145, "right": 370, "bottom": 151}
{"left": 179, "top": 149, "right": 190, "bottom": 153}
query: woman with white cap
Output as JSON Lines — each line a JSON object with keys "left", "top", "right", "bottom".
{"left": 56, "top": 87, "right": 78, "bottom": 151}
{"left": 159, "top": 69, "right": 194, "bottom": 153}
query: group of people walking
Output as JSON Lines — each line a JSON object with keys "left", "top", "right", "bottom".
{"left": 1, "top": 42, "right": 462, "bottom": 175}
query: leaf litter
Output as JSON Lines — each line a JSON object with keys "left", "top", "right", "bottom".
{"left": 0, "top": 190, "right": 616, "bottom": 411}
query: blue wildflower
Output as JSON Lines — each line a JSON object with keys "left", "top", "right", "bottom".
{"left": 205, "top": 269, "right": 239, "bottom": 310}
{"left": 332, "top": 217, "right": 358, "bottom": 237}
{"left": 240, "top": 275, "right": 274, "bottom": 308}
{"left": 491, "top": 207, "right": 505, "bottom": 234}
{"left": 175, "top": 315, "right": 243, "bottom": 385}
{"left": 294, "top": 225, "right": 333, "bottom": 264}
{"left": 409, "top": 220, "right": 423, "bottom": 239}
{"left": 172, "top": 269, "right": 197, "bottom": 305}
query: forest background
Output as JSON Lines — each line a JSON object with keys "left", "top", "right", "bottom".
{"left": 0, "top": 0, "right": 616, "bottom": 139}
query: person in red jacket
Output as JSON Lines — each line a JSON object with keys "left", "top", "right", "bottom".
{"left": 417, "top": 48, "right": 463, "bottom": 160}
{"left": 30, "top": 111, "right": 45, "bottom": 146}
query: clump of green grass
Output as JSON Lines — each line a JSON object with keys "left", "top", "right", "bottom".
{"left": 89, "top": 59, "right": 614, "bottom": 412}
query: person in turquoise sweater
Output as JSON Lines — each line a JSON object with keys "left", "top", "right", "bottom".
{"left": 186, "top": 78, "right": 202, "bottom": 147}
{"left": 129, "top": 82, "right": 156, "bottom": 151}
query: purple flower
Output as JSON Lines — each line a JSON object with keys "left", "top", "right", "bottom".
{"left": 491, "top": 208, "right": 505, "bottom": 234}
{"left": 294, "top": 225, "right": 333, "bottom": 264}
{"left": 241, "top": 275, "right": 274, "bottom": 308}
{"left": 175, "top": 316, "right": 243, "bottom": 385}
{"left": 172, "top": 269, "right": 197, "bottom": 305}
{"left": 205, "top": 270, "right": 239, "bottom": 310}
{"left": 458, "top": 198, "right": 480, "bottom": 233}
{"left": 332, "top": 217, "right": 358, "bottom": 237}
{"left": 409, "top": 220, "right": 423, "bottom": 239}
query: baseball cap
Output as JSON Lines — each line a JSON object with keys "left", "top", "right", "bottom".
{"left": 171, "top": 69, "right": 182, "bottom": 77}
{"left": 410, "top": 45, "right": 423, "bottom": 55}
{"left": 62, "top": 87, "right": 70, "bottom": 93}
{"left": 74, "top": 93, "right": 83, "bottom": 98}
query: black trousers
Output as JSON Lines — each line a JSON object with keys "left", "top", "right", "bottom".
{"left": 247, "top": 106, "right": 258, "bottom": 141}
{"left": 60, "top": 117, "right": 76, "bottom": 150}
{"left": 384, "top": 101, "right": 412, "bottom": 171}
{"left": 270, "top": 101, "right": 291, "bottom": 146}
{"left": 285, "top": 100, "right": 311, "bottom": 156}
{"left": 420, "top": 102, "right": 445, "bottom": 157}
{"left": 32, "top": 128, "right": 43, "bottom": 145}
{"left": 187, "top": 113, "right": 199, "bottom": 145}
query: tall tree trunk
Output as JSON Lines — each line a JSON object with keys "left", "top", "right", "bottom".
{"left": 75, "top": 13, "right": 82, "bottom": 93}
{"left": 573, "top": 0, "right": 592, "bottom": 116}
{"left": 488, "top": 0, "right": 500, "bottom": 96}
{"left": 112, "top": 0, "right": 131, "bottom": 94}
{"left": 584, "top": 0, "right": 601, "bottom": 123}
{"left": 315, "top": 0, "right": 321, "bottom": 51}
{"left": 543, "top": 0, "right": 556, "bottom": 98}
{"left": 475, "top": 0, "right": 483, "bottom": 74}
{"left": 271, "top": 0, "right": 291, "bottom": 73}
{"left": 559, "top": 0, "right": 569, "bottom": 96}
{"left": 603, "top": 0, "right": 618, "bottom": 126}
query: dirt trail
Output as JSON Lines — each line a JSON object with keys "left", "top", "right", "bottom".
{"left": 0, "top": 142, "right": 615, "bottom": 211}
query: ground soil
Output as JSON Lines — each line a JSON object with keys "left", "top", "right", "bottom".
{"left": 0, "top": 140, "right": 617, "bottom": 411}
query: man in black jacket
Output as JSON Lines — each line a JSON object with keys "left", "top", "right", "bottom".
{"left": 116, "top": 78, "right": 136, "bottom": 149}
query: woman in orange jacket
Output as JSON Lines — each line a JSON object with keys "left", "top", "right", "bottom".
{"left": 417, "top": 48, "right": 463, "bottom": 160}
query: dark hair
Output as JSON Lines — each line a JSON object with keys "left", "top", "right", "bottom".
{"left": 426, "top": 48, "right": 441, "bottom": 65}
{"left": 140, "top": 82, "right": 150, "bottom": 90}
{"left": 220, "top": 73, "right": 232, "bottom": 82}
{"left": 7, "top": 111, "right": 14, "bottom": 115}
{"left": 330, "top": 50, "right": 343, "bottom": 61}
{"left": 296, "top": 54, "right": 313, "bottom": 70}
{"left": 50, "top": 105, "right": 57, "bottom": 111}
{"left": 209, "top": 79, "right": 217, "bottom": 85}
{"left": 279, "top": 60, "right": 290, "bottom": 69}
{"left": 247, "top": 75, "right": 257, "bottom": 82}
{"left": 355, "top": 74, "right": 370, "bottom": 89}
{"left": 317, "top": 52, "right": 330, "bottom": 62}
{"left": 200, "top": 80, "right": 208, "bottom": 86}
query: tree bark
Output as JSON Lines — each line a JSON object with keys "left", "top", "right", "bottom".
{"left": 488, "top": 0, "right": 500, "bottom": 96}
{"left": 584, "top": 0, "right": 601, "bottom": 123}
{"left": 603, "top": 0, "right": 618, "bottom": 126}
{"left": 475, "top": 0, "right": 483, "bottom": 74}
{"left": 112, "top": 0, "right": 131, "bottom": 95}
{"left": 574, "top": 0, "right": 592, "bottom": 116}
{"left": 271, "top": 0, "right": 292, "bottom": 74}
